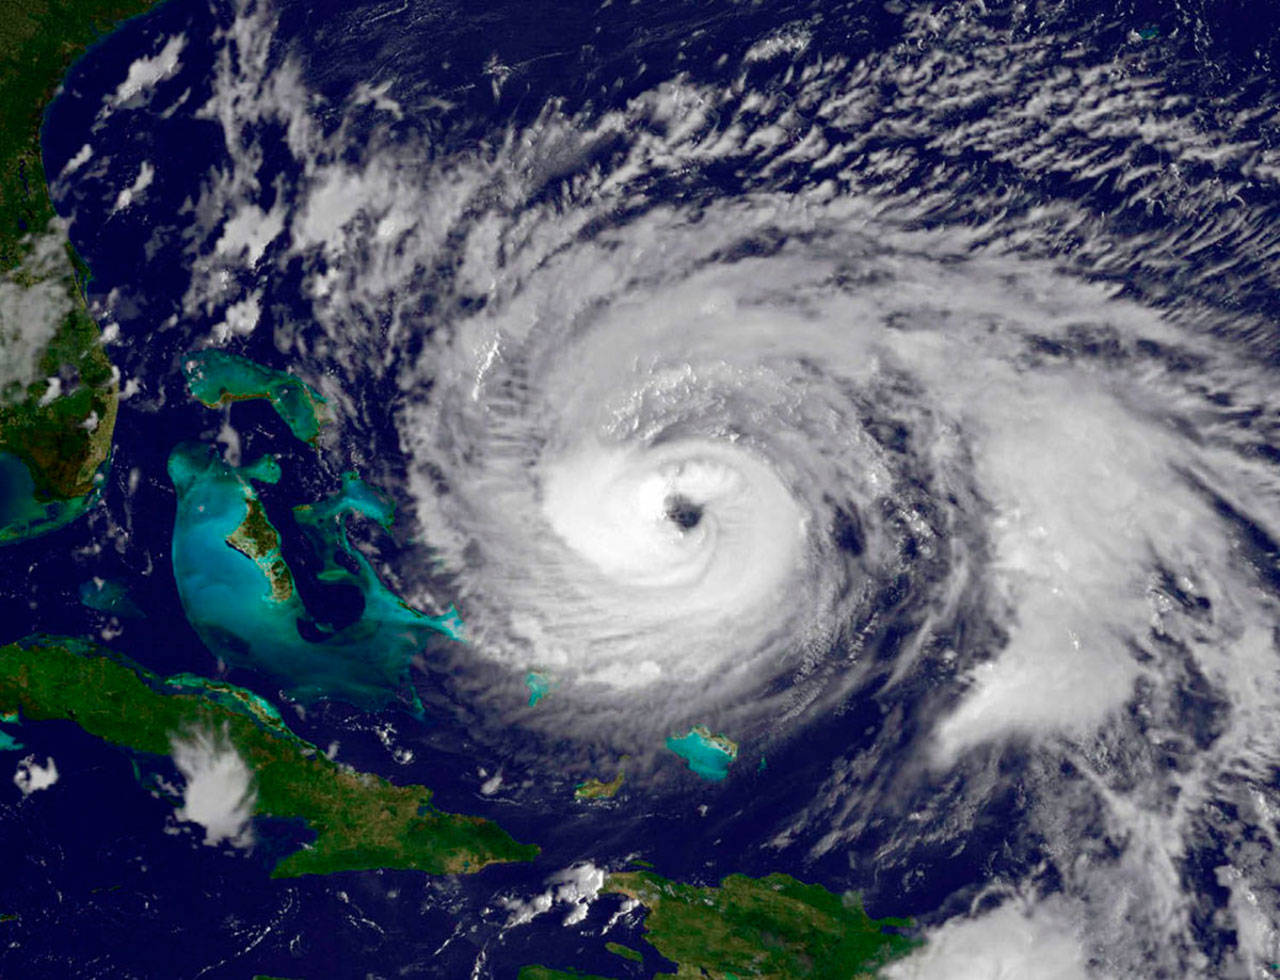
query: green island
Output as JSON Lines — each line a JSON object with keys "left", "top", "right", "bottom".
{"left": 0, "top": 634, "right": 539, "bottom": 877}
{"left": 517, "top": 968, "right": 616, "bottom": 980}
{"left": 601, "top": 869, "right": 920, "bottom": 979}
{"left": 665, "top": 725, "right": 738, "bottom": 782}
{"left": 605, "top": 941, "right": 644, "bottom": 964}
{"left": 0, "top": 0, "right": 170, "bottom": 543}
{"left": 183, "top": 348, "right": 331, "bottom": 445}
{"left": 575, "top": 764, "right": 626, "bottom": 801}
{"left": 0, "top": 914, "right": 15, "bottom": 923}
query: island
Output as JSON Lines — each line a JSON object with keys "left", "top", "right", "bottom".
{"left": 665, "top": 725, "right": 738, "bottom": 781}
{"left": 168, "top": 442, "right": 463, "bottom": 710}
{"left": 604, "top": 941, "right": 643, "bottom": 964}
{"left": 0, "top": 634, "right": 539, "bottom": 877}
{"left": 517, "top": 969, "right": 614, "bottom": 980}
{"left": 0, "top": 0, "right": 170, "bottom": 543}
{"left": 575, "top": 764, "right": 626, "bottom": 801}
{"left": 602, "top": 869, "right": 920, "bottom": 978}
{"left": 182, "top": 349, "right": 331, "bottom": 445}
{"left": 525, "top": 671, "right": 550, "bottom": 706}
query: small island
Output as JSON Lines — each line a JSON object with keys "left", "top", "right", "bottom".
{"left": 0, "top": 635, "right": 539, "bottom": 878}
{"left": 525, "top": 671, "right": 551, "bottom": 706}
{"left": 183, "top": 348, "right": 331, "bottom": 445}
{"left": 665, "top": 725, "right": 738, "bottom": 781}
{"left": 575, "top": 764, "right": 626, "bottom": 801}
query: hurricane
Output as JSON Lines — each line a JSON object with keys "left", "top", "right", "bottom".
{"left": 54, "top": 0, "right": 1280, "bottom": 973}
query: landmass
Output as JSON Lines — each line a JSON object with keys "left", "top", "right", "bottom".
{"left": 168, "top": 443, "right": 462, "bottom": 709}
{"left": 575, "top": 764, "right": 626, "bottom": 801}
{"left": 0, "top": 0, "right": 167, "bottom": 543}
{"left": 183, "top": 348, "right": 331, "bottom": 445}
{"left": 604, "top": 941, "right": 643, "bottom": 964}
{"left": 517, "top": 968, "right": 617, "bottom": 980}
{"left": 525, "top": 671, "right": 550, "bottom": 706}
{"left": 603, "top": 869, "right": 920, "bottom": 979}
{"left": 0, "top": 635, "right": 539, "bottom": 877}
{"left": 0, "top": 914, "right": 15, "bottom": 923}
{"left": 665, "top": 725, "right": 738, "bottom": 781}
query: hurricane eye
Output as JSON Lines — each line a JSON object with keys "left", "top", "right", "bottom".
{"left": 664, "top": 495, "right": 703, "bottom": 530}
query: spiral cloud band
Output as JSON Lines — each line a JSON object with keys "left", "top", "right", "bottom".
{"left": 89, "top": 0, "right": 1280, "bottom": 973}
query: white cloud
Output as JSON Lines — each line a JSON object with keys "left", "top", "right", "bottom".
{"left": 14, "top": 755, "right": 59, "bottom": 796}
{"left": 883, "top": 898, "right": 1092, "bottom": 980}
{"left": 215, "top": 200, "right": 285, "bottom": 266}
{"left": 170, "top": 724, "right": 257, "bottom": 847}
{"left": 0, "top": 221, "right": 78, "bottom": 393}
{"left": 501, "top": 863, "right": 607, "bottom": 928}
{"left": 111, "top": 34, "right": 187, "bottom": 107}
{"left": 113, "top": 161, "right": 155, "bottom": 212}
{"left": 480, "top": 769, "right": 503, "bottom": 795}
{"left": 210, "top": 291, "right": 262, "bottom": 342}
{"left": 61, "top": 143, "right": 93, "bottom": 177}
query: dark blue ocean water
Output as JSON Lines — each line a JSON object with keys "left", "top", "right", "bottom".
{"left": 3, "top": 0, "right": 1280, "bottom": 976}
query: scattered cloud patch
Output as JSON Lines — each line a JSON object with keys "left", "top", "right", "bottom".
{"left": 501, "top": 863, "right": 607, "bottom": 928}
{"left": 62, "top": 143, "right": 93, "bottom": 177}
{"left": 210, "top": 291, "right": 262, "bottom": 343}
{"left": 113, "top": 161, "right": 155, "bottom": 212}
{"left": 111, "top": 34, "right": 187, "bottom": 107}
{"left": 14, "top": 755, "right": 59, "bottom": 796}
{"left": 353, "top": 80, "right": 403, "bottom": 120}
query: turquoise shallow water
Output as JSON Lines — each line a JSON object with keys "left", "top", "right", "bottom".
{"left": 182, "top": 349, "right": 329, "bottom": 444}
{"left": 525, "top": 672, "right": 550, "bottom": 706}
{"left": 167, "top": 442, "right": 462, "bottom": 710}
{"left": 79, "top": 578, "right": 144, "bottom": 618}
{"left": 0, "top": 452, "right": 94, "bottom": 546}
{"left": 665, "top": 728, "right": 737, "bottom": 781}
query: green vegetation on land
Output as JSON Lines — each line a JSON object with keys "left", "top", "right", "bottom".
{"left": 575, "top": 764, "right": 626, "bottom": 801}
{"left": 183, "top": 349, "right": 331, "bottom": 445}
{"left": 603, "top": 870, "right": 920, "bottom": 979}
{"left": 517, "top": 968, "right": 618, "bottom": 980}
{"left": 0, "top": 0, "right": 158, "bottom": 264}
{"left": 0, "top": 635, "right": 539, "bottom": 877}
{"left": 0, "top": 914, "right": 15, "bottom": 923}
{"left": 605, "top": 942, "right": 643, "bottom": 964}
{"left": 0, "top": 0, "right": 168, "bottom": 541}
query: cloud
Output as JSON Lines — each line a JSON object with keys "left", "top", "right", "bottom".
{"left": 884, "top": 897, "right": 1092, "bottom": 980}
{"left": 170, "top": 724, "right": 257, "bottom": 848}
{"left": 501, "top": 863, "right": 607, "bottom": 928}
{"left": 110, "top": 34, "right": 187, "bottom": 107}
{"left": 13, "top": 755, "right": 59, "bottom": 796}
{"left": 112, "top": 161, "right": 155, "bottom": 212}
